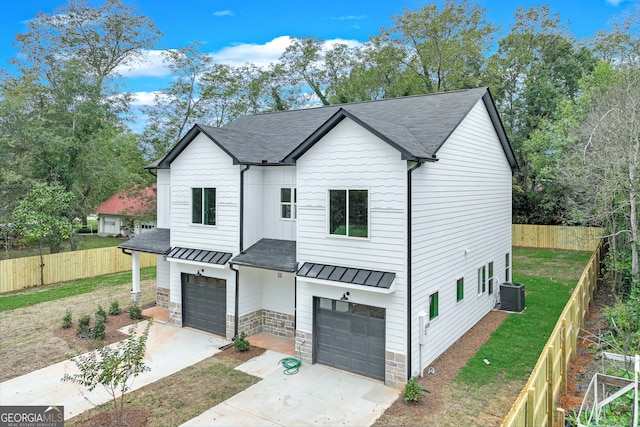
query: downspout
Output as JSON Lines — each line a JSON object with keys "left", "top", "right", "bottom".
{"left": 407, "top": 160, "right": 424, "bottom": 380}
{"left": 230, "top": 262, "right": 240, "bottom": 338}
{"left": 239, "top": 165, "right": 250, "bottom": 253}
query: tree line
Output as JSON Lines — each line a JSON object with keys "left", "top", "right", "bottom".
{"left": 0, "top": 0, "right": 638, "bottom": 295}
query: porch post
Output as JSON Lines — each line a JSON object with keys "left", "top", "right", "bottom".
{"left": 131, "top": 250, "right": 142, "bottom": 305}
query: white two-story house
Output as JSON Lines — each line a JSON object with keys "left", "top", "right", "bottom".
{"left": 120, "top": 87, "right": 518, "bottom": 388}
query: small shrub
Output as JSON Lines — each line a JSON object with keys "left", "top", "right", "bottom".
{"left": 62, "top": 310, "right": 73, "bottom": 329}
{"left": 108, "top": 300, "right": 121, "bottom": 315}
{"left": 95, "top": 305, "right": 108, "bottom": 323}
{"left": 128, "top": 304, "right": 142, "bottom": 320}
{"left": 233, "top": 331, "right": 250, "bottom": 351}
{"left": 90, "top": 319, "right": 106, "bottom": 342}
{"left": 77, "top": 314, "right": 91, "bottom": 335}
{"left": 403, "top": 376, "right": 427, "bottom": 403}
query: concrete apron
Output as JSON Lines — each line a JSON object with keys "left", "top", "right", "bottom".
{"left": 182, "top": 350, "right": 400, "bottom": 427}
{"left": 0, "top": 321, "right": 227, "bottom": 420}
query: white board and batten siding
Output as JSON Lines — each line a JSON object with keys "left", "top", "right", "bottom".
{"left": 295, "top": 118, "right": 408, "bottom": 355}
{"left": 156, "top": 169, "right": 171, "bottom": 228}
{"left": 243, "top": 166, "right": 297, "bottom": 249}
{"left": 410, "top": 98, "right": 513, "bottom": 375}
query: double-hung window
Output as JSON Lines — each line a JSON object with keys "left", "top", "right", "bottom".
{"left": 281, "top": 188, "right": 296, "bottom": 220}
{"left": 329, "top": 189, "right": 368, "bottom": 238}
{"left": 192, "top": 188, "right": 216, "bottom": 225}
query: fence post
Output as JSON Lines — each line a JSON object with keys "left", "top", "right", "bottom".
{"left": 548, "top": 345, "right": 555, "bottom": 427}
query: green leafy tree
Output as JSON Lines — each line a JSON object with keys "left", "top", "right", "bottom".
{"left": 379, "top": 0, "right": 497, "bottom": 93}
{"left": 280, "top": 36, "right": 333, "bottom": 105}
{"left": 62, "top": 321, "right": 152, "bottom": 426}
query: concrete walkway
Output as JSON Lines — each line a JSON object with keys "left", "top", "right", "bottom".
{"left": 182, "top": 350, "right": 399, "bottom": 427}
{"left": 0, "top": 321, "right": 227, "bottom": 420}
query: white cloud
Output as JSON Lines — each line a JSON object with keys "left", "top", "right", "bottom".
{"left": 605, "top": 0, "right": 625, "bottom": 5}
{"left": 130, "top": 91, "right": 163, "bottom": 107}
{"left": 333, "top": 15, "right": 367, "bottom": 21}
{"left": 213, "top": 10, "right": 234, "bottom": 17}
{"left": 116, "top": 50, "right": 170, "bottom": 78}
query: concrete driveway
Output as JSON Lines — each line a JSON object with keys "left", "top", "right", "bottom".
{"left": 0, "top": 321, "right": 227, "bottom": 420}
{"left": 182, "top": 350, "right": 399, "bottom": 427}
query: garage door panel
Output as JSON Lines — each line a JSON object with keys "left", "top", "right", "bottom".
{"left": 182, "top": 273, "right": 226, "bottom": 336}
{"left": 314, "top": 297, "right": 385, "bottom": 381}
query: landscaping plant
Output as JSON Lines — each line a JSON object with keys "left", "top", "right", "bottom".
{"left": 77, "top": 314, "right": 91, "bottom": 335}
{"left": 61, "top": 309, "right": 72, "bottom": 329}
{"left": 95, "top": 305, "right": 108, "bottom": 323}
{"left": 128, "top": 304, "right": 142, "bottom": 320}
{"left": 108, "top": 300, "right": 121, "bottom": 315}
{"left": 403, "top": 376, "right": 427, "bottom": 403}
{"left": 89, "top": 318, "right": 106, "bottom": 342}
{"left": 233, "top": 331, "right": 250, "bottom": 351}
{"left": 62, "top": 321, "right": 152, "bottom": 426}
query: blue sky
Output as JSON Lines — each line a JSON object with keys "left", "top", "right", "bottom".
{"left": 1, "top": 0, "right": 637, "bottom": 129}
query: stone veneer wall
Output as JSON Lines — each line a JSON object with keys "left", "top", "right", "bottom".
{"left": 237, "top": 309, "right": 263, "bottom": 337}
{"left": 225, "top": 314, "right": 235, "bottom": 340}
{"left": 385, "top": 350, "right": 406, "bottom": 389}
{"left": 156, "top": 287, "right": 170, "bottom": 308}
{"left": 295, "top": 330, "right": 313, "bottom": 363}
{"left": 262, "top": 309, "right": 295, "bottom": 339}
{"left": 168, "top": 301, "right": 182, "bottom": 327}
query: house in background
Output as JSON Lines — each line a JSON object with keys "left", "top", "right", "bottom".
{"left": 96, "top": 187, "right": 156, "bottom": 237}
{"left": 120, "top": 87, "right": 518, "bottom": 388}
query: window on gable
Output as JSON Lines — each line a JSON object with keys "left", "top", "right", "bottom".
{"left": 488, "top": 262, "right": 494, "bottom": 295}
{"left": 329, "top": 189, "right": 368, "bottom": 238}
{"left": 478, "top": 265, "right": 486, "bottom": 294}
{"left": 429, "top": 292, "right": 439, "bottom": 320}
{"left": 456, "top": 278, "right": 464, "bottom": 302}
{"left": 192, "top": 188, "right": 216, "bottom": 225}
{"left": 281, "top": 188, "right": 296, "bottom": 220}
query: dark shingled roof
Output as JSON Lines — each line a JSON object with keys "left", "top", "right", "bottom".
{"left": 231, "top": 239, "right": 297, "bottom": 272}
{"left": 167, "top": 247, "right": 232, "bottom": 265}
{"left": 297, "top": 262, "right": 396, "bottom": 289}
{"left": 153, "top": 88, "right": 518, "bottom": 172}
{"left": 118, "top": 228, "right": 170, "bottom": 255}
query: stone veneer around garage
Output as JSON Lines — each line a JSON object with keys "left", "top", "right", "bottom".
{"left": 156, "top": 287, "right": 170, "bottom": 308}
{"left": 384, "top": 350, "right": 407, "bottom": 389}
{"left": 168, "top": 301, "right": 182, "bottom": 327}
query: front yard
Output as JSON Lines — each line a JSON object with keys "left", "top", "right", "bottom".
{"left": 0, "top": 247, "right": 594, "bottom": 426}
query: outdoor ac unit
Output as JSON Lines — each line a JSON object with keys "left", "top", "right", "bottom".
{"left": 500, "top": 282, "right": 525, "bottom": 312}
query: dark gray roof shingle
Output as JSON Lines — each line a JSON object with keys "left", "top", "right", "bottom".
{"left": 155, "top": 87, "right": 518, "bottom": 171}
{"left": 118, "top": 228, "right": 170, "bottom": 255}
{"left": 231, "top": 239, "right": 297, "bottom": 272}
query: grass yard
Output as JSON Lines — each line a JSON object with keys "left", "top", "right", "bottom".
{"left": 376, "top": 247, "right": 593, "bottom": 427}
{"left": 0, "top": 267, "right": 156, "bottom": 311}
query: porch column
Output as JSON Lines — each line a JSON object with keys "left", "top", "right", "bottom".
{"left": 131, "top": 250, "right": 142, "bottom": 306}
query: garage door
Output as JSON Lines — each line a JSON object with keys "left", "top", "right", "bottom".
{"left": 182, "top": 273, "right": 226, "bottom": 336}
{"left": 314, "top": 297, "right": 385, "bottom": 381}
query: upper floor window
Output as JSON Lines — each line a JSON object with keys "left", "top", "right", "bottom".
{"left": 192, "top": 188, "right": 216, "bottom": 225}
{"left": 281, "top": 188, "right": 296, "bottom": 220}
{"left": 329, "top": 189, "right": 368, "bottom": 238}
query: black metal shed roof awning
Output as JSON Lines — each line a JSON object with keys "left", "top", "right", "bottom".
{"left": 118, "top": 228, "right": 170, "bottom": 255}
{"left": 297, "top": 262, "right": 396, "bottom": 289}
{"left": 167, "top": 247, "right": 232, "bottom": 265}
{"left": 231, "top": 238, "right": 297, "bottom": 272}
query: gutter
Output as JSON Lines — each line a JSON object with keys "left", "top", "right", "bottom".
{"left": 239, "top": 165, "right": 250, "bottom": 253}
{"left": 229, "top": 262, "right": 240, "bottom": 338}
{"left": 406, "top": 159, "right": 424, "bottom": 380}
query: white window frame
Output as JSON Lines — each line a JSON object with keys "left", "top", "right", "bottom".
{"left": 280, "top": 188, "right": 296, "bottom": 220}
{"left": 477, "top": 265, "right": 487, "bottom": 295}
{"left": 327, "top": 188, "right": 370, "bottom": 239}
{"left": 191, "top": 187, "right": 217, "bottom": 226}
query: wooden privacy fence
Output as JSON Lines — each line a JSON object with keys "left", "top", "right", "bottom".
{"left": 513, "top": 224, "right": 604, "bottom": 252}
{"left": 501, "top": 240, "right": 605, "bottom": 427}
{"left": 0, "top": 247, "right": 156, "bottom": 293}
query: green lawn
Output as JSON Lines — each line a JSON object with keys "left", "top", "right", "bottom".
{"left": 456, "top": 247, "right": 592, "bottom": 386}
{"left": 0, "top": 267, "right": 156, "bottom": 311}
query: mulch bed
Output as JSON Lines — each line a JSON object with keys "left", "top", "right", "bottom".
{"left": 73, "top": 406, "right": 150, "bottom": 427}
{"left": 377, "top": 310, "right": 509, "bottom": 422}
{"left": 54, "top": 303, "right": 154, "bottom": 351}
{"left": 214, "top": 343, "right": 266, "bottom": 363}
